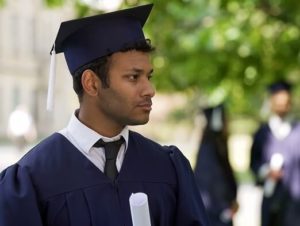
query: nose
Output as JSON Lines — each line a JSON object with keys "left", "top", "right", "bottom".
{"left": 141, "top": 78, "right": 155, "bottom": 98}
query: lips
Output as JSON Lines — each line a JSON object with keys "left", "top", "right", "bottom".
{"left": 137, "top": 100, "right": 152, "bottom": 111}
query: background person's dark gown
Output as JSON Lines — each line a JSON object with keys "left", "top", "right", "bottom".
{"left": 194, "top": 105, "right": 238, "bottom": 226}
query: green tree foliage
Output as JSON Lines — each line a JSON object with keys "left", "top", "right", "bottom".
{"left": 44, "top": 0, "right": 300, "bottom": 118}
{"left": 146, "top": 0, "right": 300, "bottom": 118}
{"left": 44, "top": 0, "right": 65, "bottom": 7}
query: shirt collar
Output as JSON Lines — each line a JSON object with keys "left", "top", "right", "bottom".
{"left": 66, "top": 111, "right": 129, "bottom": 154}
{"left": 268, "top": 114, "right": 292, "bottom": 140}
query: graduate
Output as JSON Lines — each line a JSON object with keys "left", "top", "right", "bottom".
{"left": 0, "top": 4, "right": 210, "bottom": 226}
{"left": 194, "top": 104, "right": 238, "bottom": 226}
{"left": 250, "top": 80, "right": 300, "bottom": 226}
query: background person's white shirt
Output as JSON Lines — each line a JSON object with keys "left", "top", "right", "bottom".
{"left": 268, "top": 114, "right": 292, "bottom": 140}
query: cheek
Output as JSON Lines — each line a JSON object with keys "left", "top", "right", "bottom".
{"left": 109, "top": 88, "right": 135, "bottom": 109}
{"left": 99, "top": 81, "right": 139, "bottom": 112}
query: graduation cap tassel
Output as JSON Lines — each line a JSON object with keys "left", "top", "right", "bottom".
{"left": 47, "top": 46, "right": 56, "bottom": 111}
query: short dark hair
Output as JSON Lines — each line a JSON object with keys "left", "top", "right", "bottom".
{"left": 267, "top": 80, "right": 292, "bottom": 95}
{"left": 72, "top": 39, "right": 155, "bottom": 102}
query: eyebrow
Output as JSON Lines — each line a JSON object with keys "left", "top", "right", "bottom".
{"left": 131, "top": 68, "right": 154, "bottom": 74}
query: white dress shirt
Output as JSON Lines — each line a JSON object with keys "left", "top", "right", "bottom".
{"left": 268, "top": 114, "right": 292, "bottom": 140}
{"left": 59, "top": 111, "right": 129, "bottom": 172}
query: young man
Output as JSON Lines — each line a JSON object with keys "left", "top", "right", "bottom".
{"left": 0, "top": 4, "right": 209, "bottom": 226}
{"left": 250, "top": 80, "right": 300, "bottom": 226}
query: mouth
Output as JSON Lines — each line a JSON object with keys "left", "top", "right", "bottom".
{"left": 137, "top": 101, "right": 152, "bottom": 111}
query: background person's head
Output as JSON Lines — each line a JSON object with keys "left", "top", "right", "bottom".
{"left": 268, "top": 80, "right": 292, "bottom": 118}
{"left": 202, "top": 104, "right": 228, "bottom": 138}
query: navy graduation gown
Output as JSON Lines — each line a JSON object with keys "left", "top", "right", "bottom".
{"left": 194, "top": 133, "right": 237, "bottom": 226}
{"left": 250, "top": 122, "right": 300, "bottom": 226}
{"left": 0, "top": 131, "right": 209, "bottom": 226}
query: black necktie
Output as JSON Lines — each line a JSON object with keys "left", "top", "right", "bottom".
{"left": 93, "top": 138, "right": 124, "bottom": 180}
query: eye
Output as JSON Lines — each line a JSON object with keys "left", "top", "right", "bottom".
{"left": 128, "top": 74, "right": 139, "bottom": 81}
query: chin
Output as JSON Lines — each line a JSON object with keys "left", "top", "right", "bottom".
{"left": 128, "top": 117, "right": 150, "bottom": 126}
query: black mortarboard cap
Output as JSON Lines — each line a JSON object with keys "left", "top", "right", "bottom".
{"left": 267, "top": 80, "right": 292, "bottom": 94}
{"left": 52, "top": 4, "right": 153, "bottom": 74}
{"left": 47, "top": 4, "right": 153, "bottom": 111}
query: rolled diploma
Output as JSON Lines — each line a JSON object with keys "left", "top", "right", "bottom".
{"left": 129, "top": 192, "right": 151, "bottom": 226}
{"left": 264, "top": 153, "right": 284, "bottom": 197}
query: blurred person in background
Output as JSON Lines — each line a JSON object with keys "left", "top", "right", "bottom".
{"left": 0, "top": 4, "right": 209, "bottom": 226}
{"left": 250, "top": 80, "right": 300, "bottom": 226}
{"left": 194, "top": 104, "right": 239, "bottom": 226}
{"left": 7, "top": 105, "right": 37, "bottom": 152}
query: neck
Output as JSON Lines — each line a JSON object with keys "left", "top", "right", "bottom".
{"left": 275, "top": 113, "right": 288, "bottom": 120}
{"left": 77, "top": 107, "right": 124, "bottom": 138}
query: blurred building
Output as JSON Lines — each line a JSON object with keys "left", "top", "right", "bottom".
{"left": 0, "top": 0, "right": 77, "bottom": 140}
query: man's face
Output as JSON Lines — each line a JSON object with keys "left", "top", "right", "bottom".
{"left": 270, "top": 90, "right": 291, "bottom": 117}
{"left": 96, "top": 50, "right": 155, "bottom": 127}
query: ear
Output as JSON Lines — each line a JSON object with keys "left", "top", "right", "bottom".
{"left": 81, "top": 69, "right": 100, "bottom": 96}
